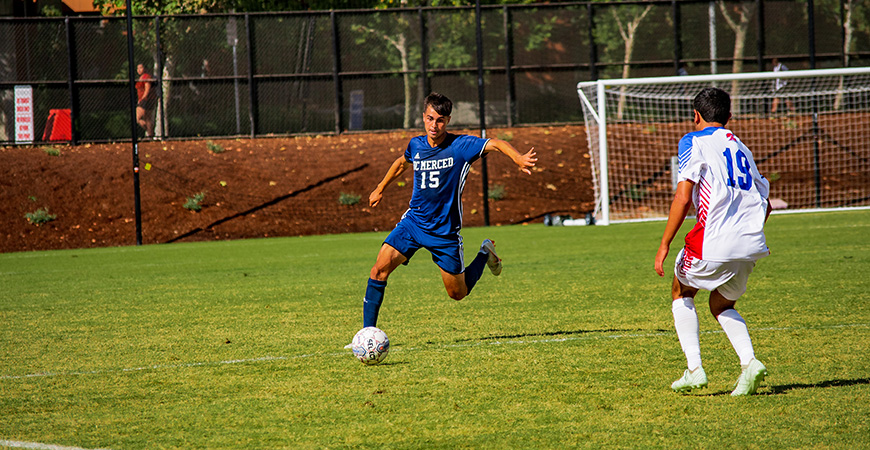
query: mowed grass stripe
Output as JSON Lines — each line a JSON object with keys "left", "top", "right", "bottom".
{"left": 3, "top": 323, "right": 866, "bottom": 381}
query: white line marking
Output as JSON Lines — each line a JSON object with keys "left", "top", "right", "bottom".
{"left": 1, "top": 323, "right": 866, "bottom": 381}
{"left": 0, "top": 440, "right": 110, "bottom": 450}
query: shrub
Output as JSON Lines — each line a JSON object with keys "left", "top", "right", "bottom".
{"left": 339, "top": 192, "right": 361, "bottom": 206}
{"left": 25, "top": 208, "right": 57, "bottom": 226}
{"left": 488, "top": 184, "right": 506, "bottom": 201}
{"left": 42, "top": 147, "right": 61, "bottom": 156}
{"left": 184, "top": 192, "right": 206, "bottom": 211}
{"left": 206, "top": 141, "right": 225, "bottom": 154}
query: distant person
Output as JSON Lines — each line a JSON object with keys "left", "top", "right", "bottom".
{"left": 677, "top": 64, "right": 689, "bottom": 77}
{"left": 135, "top": 63, "right": 156, "bottom": 138}
{"left": 677, "top": 63, "right": 691, "bottom": 109}
{"left": 350, "top": 92, "right": 537, "bottom": 338}
{"left": 770, "top": 58, "right": 792, "bottom": 114}
{"left": 655, "top": 87, "right": 772, "bottom": 396}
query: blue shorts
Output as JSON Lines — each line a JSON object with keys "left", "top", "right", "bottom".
{"left": 384, "top": 217, "right": 465, "bottom": 275}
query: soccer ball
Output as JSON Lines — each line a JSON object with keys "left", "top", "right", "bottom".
{"left": 352, "top": 326, "right": 390, "bottom": 365}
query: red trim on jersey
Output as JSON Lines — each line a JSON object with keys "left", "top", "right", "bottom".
{"left": 677, "top": 250, "right": 695, "bottom": 278}
{"left": 684, "top": 176, "right": 711, "bottom": 260}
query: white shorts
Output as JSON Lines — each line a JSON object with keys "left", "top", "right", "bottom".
{"left": 674, "top": 248, "right": 756, "bottom": 301}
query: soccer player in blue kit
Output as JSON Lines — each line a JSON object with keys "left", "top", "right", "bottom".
{"left": 359, "top": 92, "right": 537, "bottom": 330}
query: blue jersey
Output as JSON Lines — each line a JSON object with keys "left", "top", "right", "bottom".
{"left": 402, "top": 133, "right": 488, "bottom": 236}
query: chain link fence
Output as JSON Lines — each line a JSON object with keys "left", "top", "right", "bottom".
{"left": 1, "top": 0, "right": 868, "bottom": 144}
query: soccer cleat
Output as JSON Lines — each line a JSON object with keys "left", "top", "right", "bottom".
{"left": 671, "top": 367, "right": 708, "bottom": 393}
{"left": 480, "top": 239, "right": 502, "bottom": 276}
{"left": 731, "top": 358, "right": 767, "bottom": 396}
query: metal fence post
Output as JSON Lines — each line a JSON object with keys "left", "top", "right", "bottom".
{"left": 673, "top": 0, "right": 682, "bottom": 75}
{"left": 419, "top": 7, "right": 429, "bottom": 98}
{"left": 587, "top": 3, "right": 598, "bottom": 81}
{"left": 245, "top": 13, "right": 257, "bottom": 138}
{"left": 64, "top": 17, "right": 78, "bottom": 145}
{"left": 125, "top": 0, "right": 142, "bottom": 245}
{"left": 331, "top": 10, "right": 343, "bottom": 135}
{"left": 756, "top": 0, "right": 765, "bottom": 72}
{"left": 503, "top": 6, "right": 515, "bottom": 127}
{"left": 808, "top": 0, "right": 822, "bottom": 208}
{"left": 475, "top": 0, "right": 490, "bottom": 226}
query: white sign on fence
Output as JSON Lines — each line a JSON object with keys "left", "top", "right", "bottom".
{"left": 14, "top": 85, "right": 34, "bottom": 143}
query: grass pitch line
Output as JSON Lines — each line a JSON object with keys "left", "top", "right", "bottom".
{"left": 430, "top": 323, "right": 870, "bottom": 351}
{"left": 0, "top": 355, "right": 305, "bottom": 381}
{"left": 2, "top": 324, "right": 866, "bottom": 381}
{"left": 0, "top": 440, "right": 110, "bottom": 450}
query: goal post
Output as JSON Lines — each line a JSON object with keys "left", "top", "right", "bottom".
{"left": 577, "top": 67, "right": 870, "bottom": 225}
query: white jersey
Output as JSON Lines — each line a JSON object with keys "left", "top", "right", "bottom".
{"left": 677, "top": 127, "right": 770, "bottom": 262}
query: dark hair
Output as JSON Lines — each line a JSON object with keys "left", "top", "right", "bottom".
{"left": 693, "top": 87, "right": 730, "bottom": 125}
{"left": 424, "top": 92, "right": 452, "bottom": 117}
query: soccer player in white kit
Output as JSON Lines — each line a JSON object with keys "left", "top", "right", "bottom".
{"left": 654, "top": 87, "right": 773, "bottom": 396}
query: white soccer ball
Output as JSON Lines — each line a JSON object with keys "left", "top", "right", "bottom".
{"left": 352, "top": 326, "right": 390, "bottom": 365}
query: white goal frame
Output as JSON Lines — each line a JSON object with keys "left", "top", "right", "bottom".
{"left": 577, "top": 67, "right": 870, "bottom": 225}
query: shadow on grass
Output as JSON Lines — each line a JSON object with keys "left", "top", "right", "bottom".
{"left": 763, "top": 377, "right": 870, "bottom": 395}
{"left": 458, "top": 328, "right": 672, "bottom": 343}
{"left": 167, "top": 163, "right": 368, "bottom": 243}
{"left": 697, "top": 377, "right": 870, "bottom": 397}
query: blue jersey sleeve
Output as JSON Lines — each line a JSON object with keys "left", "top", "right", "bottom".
{"left": 452, "top": 135, "right": 487, "bottom": 164}
{"left": 677, "top": 133, "right": 694, "bottom": 174}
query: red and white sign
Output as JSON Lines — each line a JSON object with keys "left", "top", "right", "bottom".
{"left": 15, "top": 85, "right": 33, "bottom": 143}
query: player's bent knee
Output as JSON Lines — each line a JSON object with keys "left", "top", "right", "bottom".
{"left": 370, "top": 266, "right": 391, "bottom": 282}
{"left": 446, "top": 288, "right": 467, "bottom": 301}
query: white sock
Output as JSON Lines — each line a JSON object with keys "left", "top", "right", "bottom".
{"left": 672, "top": 298, "right": 702, "bottom": 371}
{"left": 717, "top": 308, "right": 755, "bottom": 367}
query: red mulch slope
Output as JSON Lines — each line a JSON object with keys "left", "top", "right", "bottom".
{"left": 0, "top": 125, "right": 593, "bottom": 253}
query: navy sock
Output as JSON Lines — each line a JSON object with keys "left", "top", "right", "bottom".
{"left": 464, "top": 251, "right": 489, "bottom": 294}
{"left": 363, "top": 278, "right": 387, "bottom": 328}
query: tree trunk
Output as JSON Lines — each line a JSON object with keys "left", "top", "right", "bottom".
{"left": 155, "top": 57, "right": 172, "bottom": 139}
{"left": 614, "top": 5, "right": 653, "bottom": 120}
{"left": 835, "top": 0, "right": 854, "bottom": 110}
{"left": 718, "top": 1, "right": 754, "bottom": 114}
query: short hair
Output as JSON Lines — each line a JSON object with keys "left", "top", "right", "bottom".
{"left": 424, "top": 92, "right": 452, "bottom": 117}
{"left": 693, "top": 87, "right": 730, "bottom": 125}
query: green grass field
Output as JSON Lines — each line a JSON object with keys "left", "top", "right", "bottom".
{"left": 1, "top": 210, "right": 868, "bottom": 449}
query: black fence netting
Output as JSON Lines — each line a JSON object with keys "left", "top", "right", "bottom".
{"left": 1, "top": 0, "right": 868, "bottom": 144}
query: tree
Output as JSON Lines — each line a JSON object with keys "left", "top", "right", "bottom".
{"left": 349, "top": 0, "right": 477, "bottom": 129}
{"left": 94, "top": 0, "right": 383, "bottom": 137}
{"left": 717, "top": 0, "right": 755, "bottom": 113}
{"left": 611, "top": 3, "right": 653, "bottom": 119}
{"left": 592, "top": 2, "right": 654, "bottom": 119}
{"left": 816, "top": 0, "right": 870, "bottom": 109}
{"left": 350, "top": 4, "right": 419, "bottom": 128}
{"left": 96, "top": 1, "right": 204, "bottom": 138}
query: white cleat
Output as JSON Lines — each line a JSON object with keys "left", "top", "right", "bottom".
{"left": 671, "top": 367, "right": 708, "bottom": 393}
{"left": 731, "top": 359, "right": 768, "bottom": 396}
{"left": 480, "top": 239, "right": 502, "bottom": 276}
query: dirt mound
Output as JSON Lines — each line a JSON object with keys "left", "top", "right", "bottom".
{"left": 0, "top": 125, "right": 593, "bottom": 253}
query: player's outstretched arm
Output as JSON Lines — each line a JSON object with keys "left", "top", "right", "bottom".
{"left": 655, "top": 180, "right": 694, "bottom": 277}
{"left": 370, "top": 155, "right": 408, "bottom": 207}
{"left": 484, "top": 139, "right": 537, "bottom": 174}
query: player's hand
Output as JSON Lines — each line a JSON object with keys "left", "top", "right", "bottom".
{"left": 517, "top": 147, "right": 537, "bottom": 175}
{"left": 654, "top": 245, "right": 669, "bottom": 277}
{"left": 369, "top": 189, "right": 383, "bottom": 208}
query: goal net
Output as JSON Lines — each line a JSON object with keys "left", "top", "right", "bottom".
{"left": 577, "top": 67, "right": 870, "bottom": 225}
